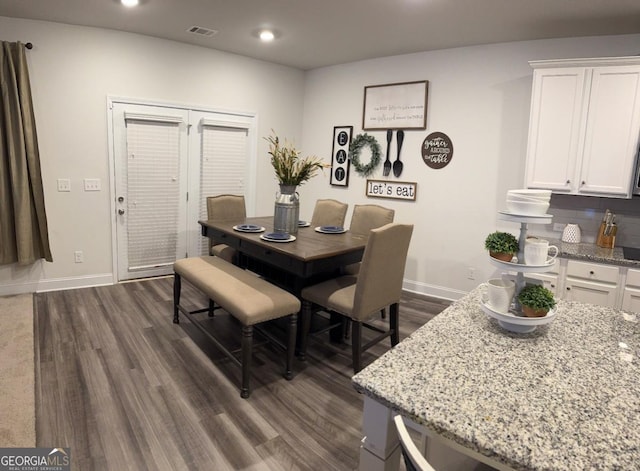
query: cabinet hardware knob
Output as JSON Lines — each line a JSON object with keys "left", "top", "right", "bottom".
{"left": 566, "top": 287, "right": 571, "bottom": 291}
{"left": 118, "top": 209, "right": 125, "bottom": 215}
{"left": 589, "top": 270, "right": 594, "bottom": 275}
{"left": 566, "top": 179, "right": 570, "bottom": 184}
{"left": 581, "top": 181, "right": 586, "bottom": 186}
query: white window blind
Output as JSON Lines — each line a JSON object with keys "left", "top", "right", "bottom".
{"left": 199, "top": 124, "right": 249, "bottom": 254}
{"left": 125, "top": 119, "right": 181, "bottom": 270}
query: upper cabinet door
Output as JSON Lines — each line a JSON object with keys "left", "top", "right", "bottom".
{"left": 579, "top": 66, "right": 640, "bottom": 197}
{"left": 525, "top": 57, "right": 640, "bottom": 199}
{"left": 525, "top": 67, "right": 587, "bottom": 192}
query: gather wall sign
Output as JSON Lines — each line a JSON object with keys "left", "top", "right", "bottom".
{"left": 422, "top": 131, "right": 453, "bottom": 169}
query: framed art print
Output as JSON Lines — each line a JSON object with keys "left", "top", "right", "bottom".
{"left": 362, "top": 80, "right": 428, "bottom": 131}
{"left": 330, "top": 126, "right": 352, "bottom": 186}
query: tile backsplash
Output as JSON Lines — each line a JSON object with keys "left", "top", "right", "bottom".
{"left": 533, "top": 194, "right": 640, "bottom": 247}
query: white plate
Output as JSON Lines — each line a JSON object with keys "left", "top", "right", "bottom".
{"left": 488, "top": 255, "right": 557, "bottom": 272}
{"left": 233, "top": 225, "right": 265, "bottom": 233}
{"left": 314, "top": 226, "right": 347, "bottom": 234}
{"left": 298, "top": 220, "right": 311, "bottom": 227}
{"left": 480, "top": 301, "right": 556, "bottom": 333}
{"left": 259, "top": 234, "right": 296, "bottom": 243}
{"left": 498, "top": 210, "right": 553, "bottom": 218}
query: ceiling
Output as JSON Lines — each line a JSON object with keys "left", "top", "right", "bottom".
{"left": 1, "top": 0, "right": 640, "bottom": 70}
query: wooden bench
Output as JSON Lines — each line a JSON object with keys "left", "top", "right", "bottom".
{"left": 173, "top": 256, "right": 300, "bottom": 398}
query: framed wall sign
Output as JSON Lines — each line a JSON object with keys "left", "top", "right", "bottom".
{"left": 366, "top": 179, "right": 417, "bottom": 201}
{"left": 330, "top": 126, "right": 352, "bottom": 186}
{"left": 362, "top": 81, "right": 428, "bottom": 131}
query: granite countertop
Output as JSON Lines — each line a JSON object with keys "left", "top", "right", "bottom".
{"left": 541, "top": 238, "right": 640, "bottom": 268}
{"left": 352, "top": 286, "right": 640, "bottom": 470}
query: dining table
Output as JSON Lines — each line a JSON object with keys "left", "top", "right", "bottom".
{"left": 352, "top": 284, "right": 640, "bottom": 471}
{"left": 199, "top": 216, "right": 367, "bottom": 346}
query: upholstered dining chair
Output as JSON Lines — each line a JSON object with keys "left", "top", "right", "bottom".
{"left": 300, "top": 223, "right": 413, "bottom": 373}
{"left": 393, "top": 415, "right": 437, "bottom": 471}
{"left": 310, "top": 199, "right": 348, "bottom": 228}
{"left": 343, "top": 204, "right": 395, "bottom": 276}
{"left": 206, "top": 194, "right": 246, "bottom": 263}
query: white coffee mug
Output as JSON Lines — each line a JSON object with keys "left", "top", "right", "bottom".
{"left": 487, "top": 278, "right": 516, "bottom": 313}
{"left": 524, "top": 239, "right": 558, "bottom": 265}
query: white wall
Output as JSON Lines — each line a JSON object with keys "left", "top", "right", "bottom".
{"left": 2, "top": 14, "right": 639, "bottom": 299}
{"left": 299, "top": 34, "right": 640, "bottom": 300}
{"left": 0, "top": 16, "right": 305, "bottom": 294}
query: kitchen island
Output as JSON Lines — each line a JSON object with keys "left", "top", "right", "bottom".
{"left": 353, "top": 285, "right": 640, "bottom": 470}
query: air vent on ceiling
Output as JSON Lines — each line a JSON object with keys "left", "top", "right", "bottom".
{"left": 187, "top": 26, "right": 218, "bottom": 37}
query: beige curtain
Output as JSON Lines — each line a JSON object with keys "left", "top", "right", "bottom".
{"left": 0, "top": 41, "right": 52, "bottom": 264}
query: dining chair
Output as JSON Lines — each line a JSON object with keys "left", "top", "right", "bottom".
{"left": 300, "top": 223, "right": 413, "bottom": 373}
{"left": 310, "top": 199, "right": 348, "bottom": 228}
{"left": 343, "top": 204, "right": 395, "bottom": 275}
{"left": 206, "top": 194, "right": 246, "bottom": 263}
{"left": 393, "top": 415, "right": 437, "bottom": 471}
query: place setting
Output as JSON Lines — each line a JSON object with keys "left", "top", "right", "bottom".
{"left": 298, "top": 220, "right": 311, "bottom": 228}
{"left": 233, "top": 224, "right": 265, "bottom": 233}
{"left": 259, "top": 232, "right": 296, "bottom": 243}
{"left": 314, "top": 225, "right": 347, "bottom": 234}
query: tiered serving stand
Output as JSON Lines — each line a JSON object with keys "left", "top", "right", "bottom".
{"left": 480, "top": 211, "right": 557, "bottom": 333}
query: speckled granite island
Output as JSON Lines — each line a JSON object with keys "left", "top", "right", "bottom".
{"left": 352, "top": 285, "right": 640, "bottom": 471}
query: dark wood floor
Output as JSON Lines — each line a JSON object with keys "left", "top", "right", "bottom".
{"left": 34, "top": 276, "right": 450, "bottom": 471}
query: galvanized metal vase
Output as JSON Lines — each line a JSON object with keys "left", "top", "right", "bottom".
{"left": 274, "top": 185, "right": 299, "bottom": 235}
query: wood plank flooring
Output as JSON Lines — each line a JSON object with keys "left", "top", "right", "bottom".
{"left": 34, "top": 276, "right": 450, "bottom": 470}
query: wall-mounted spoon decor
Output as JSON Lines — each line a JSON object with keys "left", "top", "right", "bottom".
{"left": 393, "top": 130, "right": 404, "bottom": 177}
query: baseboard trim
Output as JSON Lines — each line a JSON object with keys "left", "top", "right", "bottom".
{"left": 0, "top": 273, "right": 115, "bottom": 296}
{"left": 403, "top": 279, "right": 467, "bottom": 302}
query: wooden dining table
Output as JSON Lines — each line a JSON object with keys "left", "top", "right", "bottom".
{"left": 199, "top": 216, "right": 367, "bottom": 294}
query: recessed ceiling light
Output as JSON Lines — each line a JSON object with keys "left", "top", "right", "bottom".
{"left": 121, "top": 0, "right": 139, "bottom": 7}
{"left": 259, "top": 30, "right": 275, "bottom": 42}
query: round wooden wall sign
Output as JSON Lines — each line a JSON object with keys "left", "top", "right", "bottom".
{"left": 422, "top": 132, "right": 453, "bottom": 169}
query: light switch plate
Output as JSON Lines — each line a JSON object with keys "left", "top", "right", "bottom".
{"left": 84, "top": 178, "right": 101, "bottom": 191}
{"left": 57, "top": 178, "right": 71, "bottom": 192}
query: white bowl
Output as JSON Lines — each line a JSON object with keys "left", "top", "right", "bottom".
{"left": 507, "top": 194, "right": 550, "bottom": 203}
{"left": 505, "top": 200, "right": 550, "bottom": 215}
{"left": 507, "top": 189, "right": 552, "bottom": 199}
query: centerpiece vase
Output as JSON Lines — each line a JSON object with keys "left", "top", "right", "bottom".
{"left": 274, "top": 185, "right": 299, "bottom": 235}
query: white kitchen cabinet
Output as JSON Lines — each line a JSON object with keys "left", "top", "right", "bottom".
{"left": 622, "top": 268, "right": 640, "bottom": 312}
{"left": 525, "top": 57, "right": 640, "bottom": 198}
{"left": 563, "top": 259, "right": 619, "bottom": 308}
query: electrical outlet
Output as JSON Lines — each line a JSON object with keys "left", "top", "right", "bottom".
{"left": 467, "top": 267, "right": 475, "bottom": 280}
{"left": 84, "top": 178, "right": 101, "bottom": 191}
{"left": 57, "top": 178, "right": 71, "bottom": 192}
{"left": 74, "top": 251, "right": 83, "bottom": 263}
{"left": 553, "top": 223, "right": 564, "bottom": 232}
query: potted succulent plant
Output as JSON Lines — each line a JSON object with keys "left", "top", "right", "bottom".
{"left": 484, "top": 231, "right": 519, "bottom": 262}
{"left": 517, "top": 284, "right": 556, "bottom": 317}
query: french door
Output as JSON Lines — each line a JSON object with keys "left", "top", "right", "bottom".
{"left": 110, "top": 100, "right": 256, "bottom": 281}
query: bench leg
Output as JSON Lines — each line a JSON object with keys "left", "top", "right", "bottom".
{"left": 208, "top": 299, "right": 215, "bottom": 317}
{"left": 241, "top": 325, "right": 253, "bottom": 398}
{"left": 285, "top": 313, "right": 297, "bottom": 380}
{"left": 390, "top": 303, "right": 399, "bottom": 346}
{"left": 352, "top": 321, "right": 363, "bottom": 374}
{"left": 173, "top": 274, "right": 181, "bottom": 324}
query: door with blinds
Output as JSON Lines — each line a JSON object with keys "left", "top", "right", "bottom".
{"left": 111, "top": 101, "right": 256, "bottom": 281}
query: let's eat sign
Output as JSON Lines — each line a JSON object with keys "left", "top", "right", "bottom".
{"left": 366, "top": 180, "right": 417, "bottom": 201}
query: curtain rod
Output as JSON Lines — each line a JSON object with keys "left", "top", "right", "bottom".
{"left": 26, "top": 42, "right": 33, "bottom": 49}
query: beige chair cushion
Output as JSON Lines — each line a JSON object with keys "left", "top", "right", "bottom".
{"left": 174, "top": 256, "right": 300, "bottom": 325}
{"left": 343, "top": 204, "right": 395, "bottom": 275}
{"left": 206, "top": 194, "right": 246, "bottom": 260}
{"left": 302, "top": 223, "right": 413, "bottom": 321}
{"left": 311, "top": 199, "right": 348, "bottom": 228}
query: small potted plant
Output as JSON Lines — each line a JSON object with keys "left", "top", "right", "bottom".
{"left": 484, "top": 231, "right": 519, "bottom": 262}
{"left": 517, "top": 284, "right": 556, "bottom": 317}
